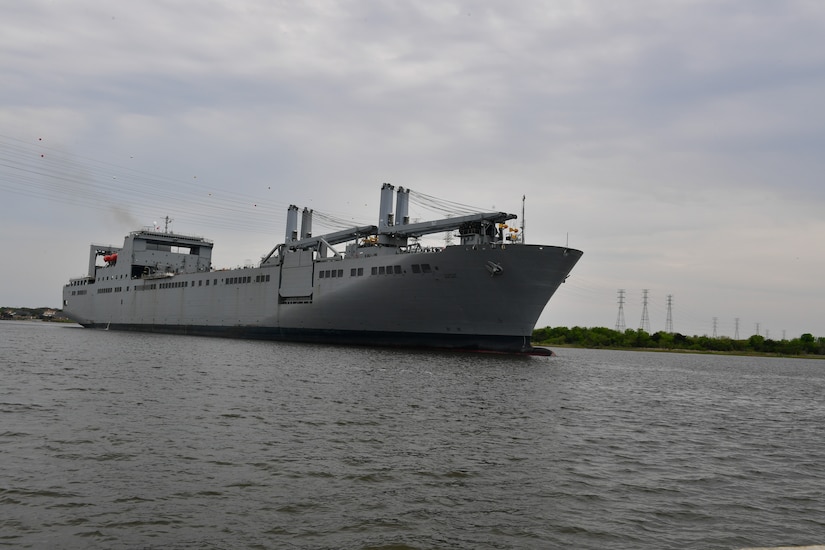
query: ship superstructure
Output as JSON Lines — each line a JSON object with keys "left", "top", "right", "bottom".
{"left": 62, "top": 184, "right": 582, "bottom": 353}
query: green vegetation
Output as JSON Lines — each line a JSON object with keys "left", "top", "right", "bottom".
{"left": 532, "top": 326, "right": 825, "bottom": 357}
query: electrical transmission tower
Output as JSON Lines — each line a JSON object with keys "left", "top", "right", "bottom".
{"left": 734, "top": 318, "right": 740, "bottom": 340}
{"left": 615, "top": 289, "right": 626, "bottom": 332}
{"left": 639, "top": 289, "right": 651, "bottom": 333}
{"left": 712, "top": 317, "right": 718, "bottom": 338}
{"left": 665, "top": 294, "right": 673, "bottom": 333}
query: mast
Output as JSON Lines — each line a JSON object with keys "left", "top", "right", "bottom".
{"left": 521, "top": 195, "right": 525, "bottom": 243}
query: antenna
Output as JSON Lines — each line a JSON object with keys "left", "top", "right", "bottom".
{"left": 615, "top": 289, "right": 626, "bottom": 332}
{"left": 521, "top": 194, "right": 526, "bottom": 243}
{"left": 164, "top": 216, "right": 173, "bottom": 233}
{"left": 639, "top": 289, "right": 650, "bottom": 333}
{"left": 665, "top": 294, "right": 673, "bottom": 333}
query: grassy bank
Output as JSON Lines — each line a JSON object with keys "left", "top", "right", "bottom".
{"left": 533, "top": 326, "right": 825, "bottom": 358}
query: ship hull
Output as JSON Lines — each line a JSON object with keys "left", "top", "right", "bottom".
{"left": 63, "top": 243, "right": 582, "bottom": 354}
{"left": 77, "top": 323, "right": 535, "bottom": 353}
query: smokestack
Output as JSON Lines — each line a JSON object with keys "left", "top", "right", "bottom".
{"left": 300, "top": 207, "right": 313, "bottom": 239}
{"left": 396, "top": 186, "right": 410, "bottom": 225}
{"left": 285, "top": 205, "right": 299, "bottom": 242}
{"left": 379, "top": 182, "right": 394, "bottom": 229}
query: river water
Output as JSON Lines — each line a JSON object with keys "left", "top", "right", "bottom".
{"left": 1, "top": 320, "right": 824, "bottom": 549}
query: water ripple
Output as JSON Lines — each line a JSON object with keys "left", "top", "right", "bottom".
{"left": 2, "top": 322, "right": 825, "bottom": 548}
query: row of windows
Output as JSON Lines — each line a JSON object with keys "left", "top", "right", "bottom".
{"left": 319, "top": 269, "right": 345, "bottom": 279}
{"left": 319, "top": 263, "right": 434, "bottom": 280}
{"left": 372, "top": 265, "right": 403, "bottom": 276}
{"left": 98, "top": 273, "right": 128, "bottom": 281}
{"left": 75, "top": 264, "right": 439, "bottom": 295}
{"left": 83, "top": 273, "right": 273, "bottom": 294}
{"left": 160, "top": 281, "right": 188, "bottom": 289}
{"left": 369, "top": 263, "right": 432, "bottom": 276}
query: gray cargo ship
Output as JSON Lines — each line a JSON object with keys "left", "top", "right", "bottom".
{"left": 62, "top": 184, "right": 582, "bottom": 353}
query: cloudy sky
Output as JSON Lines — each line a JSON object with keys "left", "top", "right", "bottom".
{"left": 2, "top": 0, "right": 823, "bottom": 338}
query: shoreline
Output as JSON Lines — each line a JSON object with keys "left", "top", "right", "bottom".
{"left": 537, "top": 342, "right": 825, "bottom": 360}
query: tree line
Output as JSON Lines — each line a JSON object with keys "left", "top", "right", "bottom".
{"left": 532, "top": 326, "right": 825, "bottom": 356}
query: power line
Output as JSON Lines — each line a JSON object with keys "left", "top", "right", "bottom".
{"left": 407, "top": 189, "right": 487, "bottom": 217}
